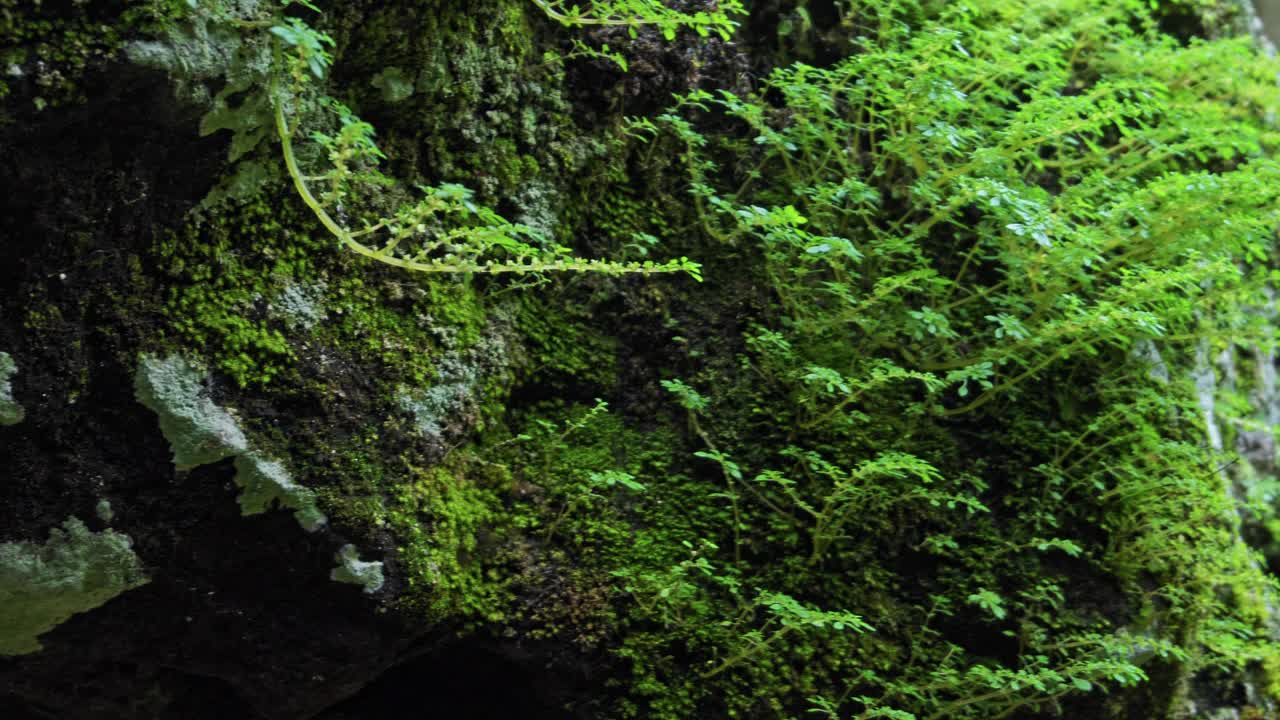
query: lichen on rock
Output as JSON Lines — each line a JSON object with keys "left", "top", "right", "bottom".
{"left": 395, "top": 323, "right": 515, "bottom": 453}
{"left": 330, "top": 544, "right": 384, "bottom": 594}
{"left": 0, "top": 351, "right": 23, "bottom": 425}
{"left": 134, "top": 353, "right": 325, "bottom": 532}
{"left": 124, "top": 0, "right": 271, "bottom": 107}
{"left": 233, "top": 453, "right": 327, "bottom": 532}
{"left": 133, "top": 353, "right": 248, "bottom": 468}
{"left": 269, "top": 282, "right": 328, "bottom": 330}
{"left": 0, "top": 517, "right": 149, "bottom": 656}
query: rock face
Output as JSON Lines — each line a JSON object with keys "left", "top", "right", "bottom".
{"left": 135, "top": 353, "right": 327, "bottom": 531}
{"left": 0, "top": 22, "right": 409, "bottom": 720}
{"left": 0, "top": 3, "right": 612, "bottom": 717}
{"left": 3, "top": 1, "right": 1280, "bottom": 719}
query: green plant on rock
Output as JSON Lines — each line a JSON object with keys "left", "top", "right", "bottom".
{"left": 138, "top": 0, "right": 1280, "bottom": 717}
{"left": 529, "top": 0, "right": 744, "bottom": 40}
{"left": 163, "top": 0, "right": 706, "bottom": 276}
{"left": 594, "top": 0, "right": 1280, "bottom": 716}
{"left": 266, "top": 3, "right": 701, "bottom": 277}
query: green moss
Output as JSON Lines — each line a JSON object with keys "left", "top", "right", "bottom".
{"left": 387, "top": 459, "right": 511, "bottom": 622}
{"left": 329, "top": 0, "right": 614, "bottom": 242}
{"left": 515, "top": 295, "right": 618, "bottom": 389}
{"left": 0, "top": 0, "right": 169, "bottom": 106}
{"left": 153, "top": 187, "right": 503, "bottom": 391}
{"left": 0, "top": 517, "right": 149, "bottom": 656}
{"left": 154, "top": 198, "right": 315, "bottom": 388}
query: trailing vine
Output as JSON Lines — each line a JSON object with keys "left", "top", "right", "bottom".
{"left": 176, "top": 0, "right": 726, "bottom": 276}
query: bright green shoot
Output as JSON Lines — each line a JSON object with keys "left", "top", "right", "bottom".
{"left": 529, "top": 0, "right": 745, "bottom": 39}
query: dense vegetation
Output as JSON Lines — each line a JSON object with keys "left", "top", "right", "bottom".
{"left": 4, "top": 0, "right": 1280, "bottom": 718}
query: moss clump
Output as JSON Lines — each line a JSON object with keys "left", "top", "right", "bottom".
{"left": 0, "top": 351, "right": 23, "bottom": 425}
{"left": 0, "top": 517, "right": 149, "bottom": 656}
{"left": 387, "top": 460, "right": 510, "bottom": 622}
{"left": 514, "top": 294, "right": 618, "bottom": 390}
{"left": 153, "top": 191, "right": 499, "bottom": 391}
{"left": 154, "top": 200, "right": 314, "bottom": 389}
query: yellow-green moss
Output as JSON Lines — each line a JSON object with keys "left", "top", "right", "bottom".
{"left": 0, "top": 0, "right": 171, "bottom": 106}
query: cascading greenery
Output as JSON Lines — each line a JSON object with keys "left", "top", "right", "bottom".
{"left": 528, "top": 0, "right": 744, "bottom": 39}
{"left": 503, "top": 0, "right": 1280, "bottom": 717}
{"left": 267, "top": 1, "right": 705, "bottom": 277}
{"left": 152, "top": 0, "right": 1280, "bottom": 717}
{"left": 176, "top": 0, "right": 726, "bottom": 276}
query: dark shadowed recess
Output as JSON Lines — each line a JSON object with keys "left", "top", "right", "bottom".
{"left": 318, "top": 643, "right": 572, "bottom": 720}
{"left": 5, "top": 639, "right": 572, "bottom": 720}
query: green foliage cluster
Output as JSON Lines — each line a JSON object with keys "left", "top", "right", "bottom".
{"left": 528, "top": 0, "right": 744, "bottom": 40}
{"left": 162, "top": 0, "right": 707, "bottom": 277}
{"left": 482, "top": 0, "right": 1280, "bottom": 717}
{"left": 119, "top": 0, "right": 1280, "bottom": 717}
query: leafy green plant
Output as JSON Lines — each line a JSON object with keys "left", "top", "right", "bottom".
{"left": 757, "top": 448, "right": 988, "bottom": 565}
{"left": 152, "top": 0, "right": 1280, "bottom": 716}
{"left": 529, "top": 0, "right": 744, "bottom": 40}
{"left": 180, "top": 0, "right": 707, "bottom": 277}
{"left": 587, "top": 0, "right": 1280, "bottom": 716}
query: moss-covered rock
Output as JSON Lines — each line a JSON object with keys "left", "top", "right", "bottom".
{"left": 4, "top": 0, "right": 1278, "bottom": 718}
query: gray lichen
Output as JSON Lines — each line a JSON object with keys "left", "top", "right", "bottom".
{"left": 397, "top": 382, "right": 471, "bottom": 444}
{"left": 125, "top": 12, "right": 247, "bottom": 106}
{"left": 397, "top": 330, "right": 513, "bottom": 447}
{"left": 0, "top": 352, "right": 23, "bottom": 426}
{"left": 134, "top": 354, "right": 325, "bottom": 532}
{"left": 233, "top": 454, "right": 327, "bottom": 532}
{"left": 133, "top": 354, "right": 248, "bottom": 468}
{"left": 269, "top": 282, "right": 327, "bottom": 330}
{"left": 330, "top": 544, "right": 384, "bottom": 594}
{"left": 127, "top": 1, "right": 275, "bottom": 171}
{"left": 0, "top": 518, "right": 149, "bottom": 656}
